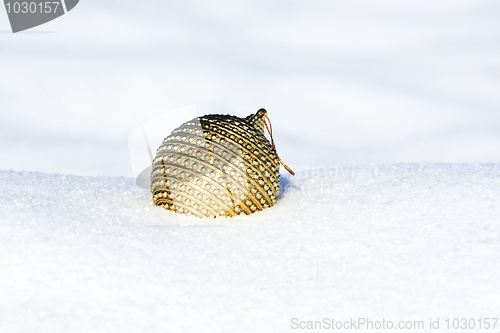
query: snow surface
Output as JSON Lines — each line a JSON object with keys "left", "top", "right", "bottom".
{"left": 1, "top": 163, "right": 499, "bottom": 332}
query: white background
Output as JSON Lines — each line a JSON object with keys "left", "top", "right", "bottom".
{"left": 1, "top": 0, "right": 499, "bottom": 177}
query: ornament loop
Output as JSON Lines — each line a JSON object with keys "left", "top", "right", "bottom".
{"left": 257, "top": 109, "right": 295, "bottom": 176}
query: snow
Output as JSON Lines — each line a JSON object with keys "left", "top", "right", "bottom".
{"left": 1, "top": 0, "right": 500, "bottom": 331}
{"left": 1, "top": 164, "right": 499, "bottom": 332}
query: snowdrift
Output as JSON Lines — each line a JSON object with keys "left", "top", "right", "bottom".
{"left": 1, "top": 163, "right": 499, "bottom": 332}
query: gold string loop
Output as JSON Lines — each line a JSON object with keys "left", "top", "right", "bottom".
{"left": 258, "top": 109, "right": 295, "bottom": 176}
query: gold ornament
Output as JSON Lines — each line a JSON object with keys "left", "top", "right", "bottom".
{"left": 150, "top": 108, "right": 294, "bottom": 218}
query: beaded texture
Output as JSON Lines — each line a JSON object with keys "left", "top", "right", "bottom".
{"left": 151, "top": 109, "right": 281, "bottom": 218}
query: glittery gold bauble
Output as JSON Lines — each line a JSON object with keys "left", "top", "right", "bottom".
{"left": 150, "top": 108, "right": 293, "bottom": 218}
